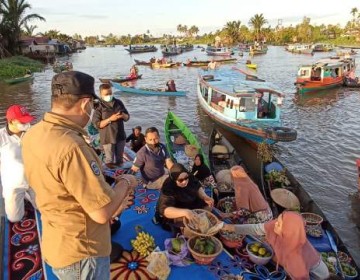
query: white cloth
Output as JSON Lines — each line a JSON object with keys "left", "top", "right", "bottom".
{"left": 0, "top": 127, "right": 35, "bottom": 222}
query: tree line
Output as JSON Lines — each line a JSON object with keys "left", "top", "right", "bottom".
{"left": 1, "top": 0, "right": 360, "bottom": 57}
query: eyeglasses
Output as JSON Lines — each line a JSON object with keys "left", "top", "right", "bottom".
{"left": 177, "top": 176, "right": 189, "bottom": 183}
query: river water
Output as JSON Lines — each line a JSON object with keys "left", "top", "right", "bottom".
{"left": 1, "top": 45, "right": 360, "bottom": 265}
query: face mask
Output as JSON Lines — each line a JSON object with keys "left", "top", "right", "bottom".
{"left": 17, "top": 123, "right": 31, "bottom": 132}
{"left": 102, "top": 95, "right": 113, "bottom": 102}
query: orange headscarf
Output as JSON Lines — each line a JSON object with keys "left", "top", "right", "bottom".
{"left": 231, "top": 165, "right": 269, "bottom": 212}
{"left": 264, "top": 211, "right": 320, "bottom": 280}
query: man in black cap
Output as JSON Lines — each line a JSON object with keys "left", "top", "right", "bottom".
{"left": 22, "top": 71, "right": 137, "bottom": 279}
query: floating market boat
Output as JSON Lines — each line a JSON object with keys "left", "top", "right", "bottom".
{"left": 197, "top": 69, "right": 297, "bottom": 144}
{"left": 206, "top": 46, "right": 233, "bottom": 56}
{"left": 246, "top": 63, "right": 257, "bottom": 70}
{"left": 183, "top": 58, "right": 237, "bottom": 67}
{"left": 294, "top": 57, "right": 356, "bottom": 94}
{"left": 4, "top": 74, "right": 34, "bottom": 85}
{"left": 111, "top": 81, "right": 186, "bottom": 96}
{"left": 99, "top": 74, "right": 142, "bottom": 84}
{"left": 125, "top": 45, "right": 157, "bottom": 53}
{"left": 164, "top": 111, "right": 209, "bottom": 169}
{"left": 210, "top": 126, "right": 360, "bottom": 277}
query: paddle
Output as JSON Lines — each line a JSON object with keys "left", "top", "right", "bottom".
{"left": 325, "top": 230, "right": 345, "bottom": 279}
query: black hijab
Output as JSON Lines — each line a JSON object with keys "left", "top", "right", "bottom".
{"left": 191, "top": 154, "right": 211, "bottom": 180}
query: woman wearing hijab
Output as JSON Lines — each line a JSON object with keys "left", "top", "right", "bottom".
{"left": 219, "top": 165, "right": 272, "bottom": 224}
{"left": 222, "top": 211, "right": 329, "bottom": 280}
{"left": 154, "top": 163, "right": 214, "bottom": 232}
{"left": 191, "top": 154, "right": 217, "bottom": 189}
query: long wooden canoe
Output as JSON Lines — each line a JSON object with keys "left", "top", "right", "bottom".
{"left": 4, "top": 74, "right": 34, "bottom": 85}
{"left": 164, "top": 111, "right": 209, "bottom": 170}
{"left": 99, "top": 74, "right": 142, "bottom": 84}
{"left": 183, "top": 58, "right": 237, "bottom": 67}
{"left": 212, "top": 126, "right": 360, "bottom": 276}
{"left": 111, "top": 81, "right": 186, "bottom": 96}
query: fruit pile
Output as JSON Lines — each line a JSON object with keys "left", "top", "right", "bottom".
{"left": 340, "top": 262, "right": 357, "bottom": 277}
{"left": 248, "top": 242, "right": 272, "bottom": 258}
{"left": 169, "top": 237, "right": 185, "bottom": 254}
{"left": 192, "top": 237, "right": 216, "bottom": 255}
{"left": 131, "top": 230, "right": 156, "bottom": 257}
{"left": 320, "top": 252, "right": 337, "bottom": 274}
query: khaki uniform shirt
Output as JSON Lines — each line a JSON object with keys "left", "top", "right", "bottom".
{"left": 22, "top": 112, "right": 115, "bottom": 268}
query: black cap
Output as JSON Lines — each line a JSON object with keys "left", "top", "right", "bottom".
{"left": 51, "top": 71, "right": 98, "bottom": 99}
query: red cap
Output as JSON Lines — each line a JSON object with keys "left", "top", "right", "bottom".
{"left": 6, "top": 105, "right": 35, "bottom": 123}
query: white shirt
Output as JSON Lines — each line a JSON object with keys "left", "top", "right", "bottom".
{"left": 0, "top": 126, "right": 35, "bottom": 222}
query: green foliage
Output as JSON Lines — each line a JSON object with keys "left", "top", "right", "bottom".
{"left": 265, "top": 169, "right": 290, "bottom": 188}
{"left": 0, "top": 56, "right": 43, "bottom": 79}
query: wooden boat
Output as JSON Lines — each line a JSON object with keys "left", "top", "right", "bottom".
{"left": 211, "top": 126, "right": 360, "bottom": 276}
{"left": 183, "top": 58, "right": 237, "bottom": 67}
{"left": 161, "top": 45, "right": 182, "bottom": 56}
{"left": 249, "top": 44, "right": 268, "bottom": 56}
{"left": 164, "top": 111, "right": 209, "bottom": 169}
{"left": 246, "top": 63, "right": 257, "bottom": 69}
{"left": 53, "top": 61, "right": 73, "bottom": 73}
{"left": 285, "top": 44, "right": 314, "bottom": 55}
{"left": 343, "top": 76, "right": 360, "bottom": 87}
{"left": 4, "top": 74, "right": 34, "bottom": 85}
{"left": 111, "top": 81, "right": 186, "bottom": 96}
{"left": 99, "top": 74, "right": 142, "bottom": 84}
{"left": 125, "top": 45, "right": 157, "bottom": 53}
{"left": 197, "top": 69, "right": 297, "bottom": 144}
{"left": 150, "top": 62, "right": 177, "bottom": 69}
{"left": 312, "top": 43, "right": 334, "bottom": 52}
{"left": 206, "top": 46, "right": 233, "bottom": 56}
{"left": 295, "top": 57, "right": 356, "bottom": 94}
{"left": 134, "top": 59, "right": 152, "bottom": 66}
{"left": 179, "top": 44, "right": 194, "bottom": 52}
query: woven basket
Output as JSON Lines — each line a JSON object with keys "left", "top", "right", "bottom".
{"left": 187, "top": 236, "right": 223, "bottom": 265}
{"left": 301, "top": 212, "right": 323, "bottom": 226}
{"left": 218, "top": 231, "right": 244, "bottom": 248}
{"left": 183, "top": 209, "right": 221, "bottom": 237}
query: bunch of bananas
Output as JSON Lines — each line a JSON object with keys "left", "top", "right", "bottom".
{"left": 131, "top": 231, "right": 156, "bottom": 257}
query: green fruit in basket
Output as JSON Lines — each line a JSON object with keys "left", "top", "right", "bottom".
{"left": 250, "top": 244, "right": 259, "bottom": 253}
{"left": 258, "top": 247, "right": 266, "bottom": 256}
{"left": 204, "top": 243, "right": 215, "bottom": 255}
{"left": 171, "top": 238, "right": 182, "bottom": 253}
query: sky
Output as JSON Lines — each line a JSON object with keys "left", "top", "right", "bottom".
{"left": 28, "top": 0, "right": 360, "bottom": 37}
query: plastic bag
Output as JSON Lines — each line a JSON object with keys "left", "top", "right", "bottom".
{"left": 164, "top": 236, "right": 191, "bottom": 267}
{"left": 146, "top": 250, "right": 171, "bottom": 280}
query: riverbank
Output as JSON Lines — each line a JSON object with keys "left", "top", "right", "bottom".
{"left": 0, "top": 56, "right": 44, "bottom": 81}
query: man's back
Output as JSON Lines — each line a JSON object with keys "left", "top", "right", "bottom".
{"left": 22, "top": 112, "right": 114, "bottom": 268}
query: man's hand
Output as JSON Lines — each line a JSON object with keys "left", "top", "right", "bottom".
{"left": 109, "top": 112, "right": 122, "bottom": 122}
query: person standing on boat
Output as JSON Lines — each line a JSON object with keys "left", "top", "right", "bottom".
{"left": 165, "top": 80, "right": 177, "bottom": 92}
{"left": 219, "top": 165, "right": 273, "bottom": 224}
{"left": 126, "top": 126, "right": 145, "bottom": 153}
{"left": 22, "top": 71, "right": 138, "bottom": 279}
{"left": 130, "top": 126, "right": 174, "bottom": 189}
{"left": 222, "top": 211, "right": 330, "bottom": 279}
{"left": 208, "top": 59, "right": 218, "bottom": 70}
{"left": 0, "top": 105, "right": 36, "bottom": 222}
{"left": 93, "top": 83, "right": 130, "bottom": 168}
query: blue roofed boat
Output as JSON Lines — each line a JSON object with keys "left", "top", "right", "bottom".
{"left": 197, "top": 68, "right": 297, "bottom": 144}
{"left": 111, "top": 81, "right": 187, "bottom": 96}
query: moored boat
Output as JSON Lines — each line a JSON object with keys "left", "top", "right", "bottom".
{"left": 125, "top": 45, "right": 158, "bottom": 53}
{"left": 197, "top": 69, "right": 297, "bottom": 144}
{"left": 164, "top": 111, "right": 209, "bottom": 169}
{"left": 183, "top": 58, "right": 237, "bottom": 67}
{"left": 134, "top": 59, "right": 152, "bottom": 66}
{"left": 161, "top": 45, "right": 182, "bottom": 56}
{"left": 206, "top": 46, "right": 233, "bottom": 56}
{"left": 4, "top": 73, "right": 34, "bottom": 85}
{"left": 249, "top": 44, "right": 268, "bottom": 55}
{"left": 111, "top": 81, "right": 186, "bottom": 96}
{"left": 151, "top": 62, "right": 178, "bottom": 69}
{"left": 295, "top": 57, "right": 356, "bottom": 94}
{"left": 99, "top": 74, "right": 142, "bottom": 84}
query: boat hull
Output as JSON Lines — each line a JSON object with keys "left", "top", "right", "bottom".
{"left": 164, "top": 111, "right": 209, "bottom": 167}
{"left": 99, "top": 74, "right": 142, "bottom": 84}
{"left": 4, "top": 75, "right": 34, "bottom": 85}
{"left": 111, "top": 81, "right": 186, "bottom": 96}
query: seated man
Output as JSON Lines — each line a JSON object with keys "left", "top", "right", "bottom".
{"left": 130, "top": 127, "right": 174, "bottom": 189}
{"left": 1, "top": 105, "right": 36, "bottom": 222}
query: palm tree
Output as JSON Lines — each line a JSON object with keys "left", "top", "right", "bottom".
{"left": 189, "top": 25, "right": 199, "bottom": 37}
{"left": 249, "top": 13, "right": 267, "bottom": 41}
{"left": 0, "top": 0, "right": 45, "bottom": 54}
{"left": 23, "top": 23, "right": 37, "bottom": 36}
{"left": 223, "top": 20, "right": 241, "bottom": 44}
{"left": 351, "top": 7, "right": 358, "bottom": 28}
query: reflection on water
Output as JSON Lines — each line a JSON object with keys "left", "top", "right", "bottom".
{"left": 0, "top": 46, "right": 360, "bottom": 264}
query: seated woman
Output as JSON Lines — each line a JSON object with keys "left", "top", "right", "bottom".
{"left": 222, "top": 211, "right": 329, "bottom": 280}
{"left": 219, "top": 165, "right": 272, "bottom": 224}
{"left": 154, "top": 163, "right": 214, "bottom": 234}
{"left": 191, "top": 153, "right": 217, "bottom": 190}
{"left": 126, "top": 126, "right": 145, "bottom": 153}
{"left": 128, "top": 65, "right": 138, "bottom": 78}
